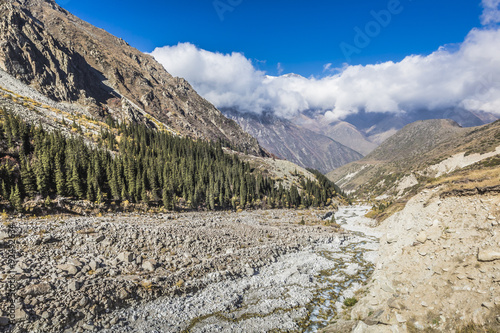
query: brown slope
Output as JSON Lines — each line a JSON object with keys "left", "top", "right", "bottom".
{"left": 0, "top": 0, "right": 264, "bottom": 155}
{"left": 327, "top": 119, "right": 500, "bottom": 198}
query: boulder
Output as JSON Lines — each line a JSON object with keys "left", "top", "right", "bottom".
{"left": 118, "top": 252, "right": 134, "bottom": 263}
{"left": 118, "top": 289, "right": 130, "bottom": 300}
{"left": 142, "top": 260, "right": 156, "bottom": 272}
{"left": 416, "top": 231, "right": 427, "bottom": 244}
{"left": 478, "top": 249, "right": 500, "bottom": 262}
{"left": 0, "top": 231, "right": 9, "bottom": 240}
{"left": 57, "top": 264, "right": 79, "bottom": 275}
{"left": 15, "top": 308, "right": 28, "bottom": 321}
{"left": 21, "top": 282, "right": 52, "bottom": 296}
{"left": 68, "top": 280, "right": 81, "bottom": 291}
{"left": 89, "top": 261, "right": 98, "bottom": 271}
{"left": 386, "top": 234, "right": 398, "bottom": 244}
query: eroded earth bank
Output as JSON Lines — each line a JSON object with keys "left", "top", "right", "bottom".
{"left": 325, "top": 189, "right": 500, "bottom": 333}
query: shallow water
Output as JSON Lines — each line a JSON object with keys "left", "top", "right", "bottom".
{"left": 102, "top": 206, "right": 379, "bottom": 333}
{"left": 303, "top": 206, "right": 378, "bottom": 332}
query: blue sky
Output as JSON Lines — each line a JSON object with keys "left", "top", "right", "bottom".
{"left": 56, "top": 0, "right": 500, "bottom": 120}
{"left": 56, "top": 0, "right": 482, "bottom": 77}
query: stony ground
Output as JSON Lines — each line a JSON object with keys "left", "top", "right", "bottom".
{"left": 97, "top": 206, "right": 379, "bottom": 333}
{"left": 0, "top": 208, "right": 351, "bottom": 332}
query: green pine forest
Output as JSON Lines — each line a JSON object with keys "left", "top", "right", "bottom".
{"left": 0, "top": 108, "right": 343, "bottom": 213}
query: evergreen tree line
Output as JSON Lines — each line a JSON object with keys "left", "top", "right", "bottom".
{"left": 0, "top": 109, "right": 342, "bottom": 212}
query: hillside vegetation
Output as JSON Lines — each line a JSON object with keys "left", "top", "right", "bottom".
{"left": 0, "top": 108, "right": 342, "bottom": 214}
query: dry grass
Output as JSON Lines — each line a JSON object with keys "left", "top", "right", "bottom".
{"left": 430, "top": 165, "right": 500, "bottom": 194}
{"left": 364, "top": 201, "right": 406, "bottom": 223}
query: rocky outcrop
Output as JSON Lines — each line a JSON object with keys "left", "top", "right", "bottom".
{"left": 0, "top": 0, "right": 264, "bottom": 155}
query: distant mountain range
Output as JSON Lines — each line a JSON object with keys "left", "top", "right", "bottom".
{"left": 221, "top": 105, "right": 497, "bottom": 174}
{"left": 222, "top": 109, "right": 363, "bottom": 174}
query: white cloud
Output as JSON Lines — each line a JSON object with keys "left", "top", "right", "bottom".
{"left": 482, "top": 0, "right": 500, "bottom": 24}
{"left": 277, "top": 63, "right": 284, "bottom": 75}
{"left": 151, "top": 28, "right": 500, "bottom": 120}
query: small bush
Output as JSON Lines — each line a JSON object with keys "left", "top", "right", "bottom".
{"left": 343, "top": 297, "right": 358, "bottom": 307}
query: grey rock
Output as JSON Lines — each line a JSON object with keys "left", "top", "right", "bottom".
{"left": 386, "top": 234, "right": 397, "bottom": 244}
{"left": 41, "top": 311, "right": 52, "bottom": 319}
{"left": 68, "top": 280, "right": 81, "bottom": 291}
{"left": 0, "top": 231, "right": 9, "bottom": 240}
{"left": 21, "top": 282, "right": 52, "bottom": 296}
{"left": 353, "top": 321, "right": 369, "bottom": 333}
{"left": 89, "top": 261, "right": 98, "bottom": 271}
{"left": 118, "top": 252, "right": 134, "bottom": 263}
{"left": 142, "top": 260, "right": 156, "bottom": 272}
{"left": 95, "top": 235, "right": 105, "bottom": 242}
{"left": 78, "top": 297, "right": 89, "bottom": 308}
{"left": 15, "top": 308, "right": 28, "bottom": 321}
{"left": 118, "top": 289, "right": 130, "bottom": 300}
{"left": 0, "top": 317, "right": 9, "bottom": 326}
{"left": 82, "top": 323, "right": 95, "bottom": 331}
{"left": 57, "top": 264, "right": 79, "bottom": 275}
{"left": 416, "top": 231, "right": 427, "bottom": 244}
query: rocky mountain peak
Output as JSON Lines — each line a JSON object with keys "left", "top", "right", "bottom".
{"left": 0, "top": 0, "right": 265, "bottom": 155}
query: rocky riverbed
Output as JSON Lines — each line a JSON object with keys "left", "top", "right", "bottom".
{"left": 0, "top": 207, "right": 379, "bottom": 332}
{"left": 97, "top": 206, "right": 379, "bottom": 333}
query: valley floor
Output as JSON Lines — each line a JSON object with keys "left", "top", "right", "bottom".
{"left": 0, "top": 208, "right": 376, "bottom": 332}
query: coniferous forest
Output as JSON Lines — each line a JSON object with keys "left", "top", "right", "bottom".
{"left": 0, "top": 108, "right": 343, "bottom": 212}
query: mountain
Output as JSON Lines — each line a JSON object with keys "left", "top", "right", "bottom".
{"left": 222, "top": 109, "right": 363, "bottom": 174}
{"left": 0, "top": 0, "right": 264, "bottom": 155}
{"left": 291, "top": 114, "right": 378, "bottom": 155}
{"left": 328, "top": 118, "right": 500, "bottom": 199}
{"left": 342, "top": 108, "right": 498, "bottom": 144}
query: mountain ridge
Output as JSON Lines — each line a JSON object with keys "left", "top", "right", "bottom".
{"left": 0, "top": 0, "right": 265, "bottom": 155}
{"left": 222, "top": 108, "right": 363, "bottom": 174}
{"left": 328, "top": 118, "right": 500, "bottom": 199}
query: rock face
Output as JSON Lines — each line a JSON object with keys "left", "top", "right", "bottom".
{"left": 223, "top": 109, "right": 362, "bottom": 173}
{"left": 477, "top": 248, "right": 500, "bottom": 262}
{"left": 0, "top": 0, "right": 264, "bottom": 155}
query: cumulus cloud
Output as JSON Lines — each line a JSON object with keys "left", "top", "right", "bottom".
{"left": 482, "top": 0, "right": 500, "bottom": 24}
{"left": 151, "top": 29, "right": 500, "bottom": 120}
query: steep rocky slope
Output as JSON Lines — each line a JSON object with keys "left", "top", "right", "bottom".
{"left": 223, "top": 109, "right": 362, "bottom": 173}
{"left": 291, "top": 114, "right": 378, "bottom": 156}
{"left": 328, "top": 119, "right": 500, "bottom": 199}
{"left": 0, "top": 0, "right": 263, "bottom": 155}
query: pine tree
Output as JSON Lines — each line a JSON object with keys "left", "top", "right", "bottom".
{"left": 20, "top": 155, "right": 36, "bottom": 197}
{"left": 69, "top": 163, "right": 83, "bottom": 198}
{"left": 54, "top": 153, "right": 66, "bottom": 196}
{"left": 9, "top": 184, "right": 22, "bottom": 212}
{"left": 239, "top": 177, "right": 247, "bottom": 208}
